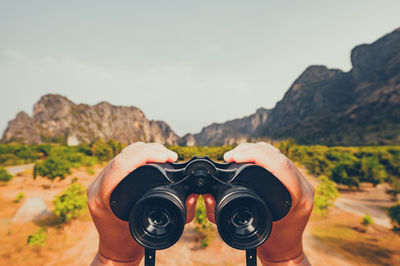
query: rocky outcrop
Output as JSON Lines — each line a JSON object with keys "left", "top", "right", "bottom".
{"left": 1, "top": 94, "right": 180, "bottom": 145}
{"left": 2, "top": 28, "right": 400, "bottom": 146}
{"left": 194, "top": 27, "right": 400, "bottom": 146}
{"left": 192, "top": 108, "right": 270, "bottom": 146}
{"left": 259, "top": 27, "right": 400, "bottom": 145}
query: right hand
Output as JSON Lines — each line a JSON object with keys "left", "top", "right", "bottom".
{"left": 87, "top": 142, "right": 199, "bottom": 265}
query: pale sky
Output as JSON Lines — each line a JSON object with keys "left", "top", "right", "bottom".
{"left": 0, "top": 1, "right": 399, "bottom": 136}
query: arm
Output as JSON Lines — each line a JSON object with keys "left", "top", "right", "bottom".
{"left": 203, "top": 142, "right": 314, "bottom": 266}
{"left": 87, "top": 142, "right": 199, "bottom": 265}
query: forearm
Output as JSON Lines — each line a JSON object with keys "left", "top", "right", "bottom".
{"left": 260, "top": 251, "right": 310, "bottom": 266}
{"left": 91, "top": 252, "right": 142, "bottom": 266}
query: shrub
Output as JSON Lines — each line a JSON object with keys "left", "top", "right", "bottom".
{"left": 14, "top": 192, "right": 25, "bottom": 203}
{"left": 389, "top": 203, "right": 400, "bottom": 232}
{"left": 34, "top": 157, "right": 71, "bottom": 181}
{"left": 52, "top": 183, "right": 87, "bottom": 223}
{"left": 362, "top": 213, "right": 373, "bottom": 226}
{"left": 27, "top": 227, "right": 48, "bottom": 247}
{"left": 90, "top": 138, "right": 114, "bottom": 161}
{"left": 0, "top": 167, "right": 13, "bottom": 182}
{"left": 313, "top": 175, "right": 340, "bottom": 216}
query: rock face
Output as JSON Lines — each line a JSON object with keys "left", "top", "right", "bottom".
{"left": 2, "top": 28, "right": 400, "bottom": 146}
{"left": 259, "top": 27, "right": 400, "bottom": 145}
{"left": 2, "top": 94, "right": 180, "bottom": 145}
{"left": 192, "top": 108, "right": 270, "bottom": 146}
{"left": 193, "top": 27, "right": 400, "bottom": 146}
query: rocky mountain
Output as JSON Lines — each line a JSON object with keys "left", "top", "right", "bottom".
{"left": 1, "top": 94, "right": 180, "bottom": 145}
{"left": 2, "top": 27, "right": 400, "bottom": 146}
{"left": 193, "top": 27, "right": 400, "bottom": 146}
{"left": 191, "top": 108, "right": 270, "bottom": 146}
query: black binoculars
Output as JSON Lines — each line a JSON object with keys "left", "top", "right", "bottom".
{"left": 110, "top": 156, "right": 292, "bottom": 266}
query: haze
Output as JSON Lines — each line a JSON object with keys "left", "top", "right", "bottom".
{"left": 0, "top": 1, "right": 399, "bottom": 136}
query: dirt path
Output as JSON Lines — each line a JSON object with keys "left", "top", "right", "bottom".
{"left": 5, "top": 163, "right": 34, "bottom": 175}
{"left": 297, "top": 165, "right": 393, "bottom": 228}
{"left": 334, "top": 184, "right": 392, "bottom": 228}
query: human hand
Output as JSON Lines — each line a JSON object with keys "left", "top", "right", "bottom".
{"left": 203, "top": 142, "right": 314, "bottom": 265}
{"left": 87, "top": 142, "right": 199, "bottom": 265}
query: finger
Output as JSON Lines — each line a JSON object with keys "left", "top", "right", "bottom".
{"left": 98, "top": 143, "right": 177, "bottom": 200}
{"left": 224, "top": 144, "right": 304, "bottom": 204}
{"left": 186, "top": 194, "right": 199, "bottom": 223}
{"left": 202, "top": 194, "right": 216, "bottom": 224}
{"left": 224, "top": 143, "right": 254, "bottom": 162}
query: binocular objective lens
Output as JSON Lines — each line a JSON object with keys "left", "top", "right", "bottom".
{"left": 149, "top": 209, "right": 170, "bottom": 226}
{"left": 145, "top": 209, "right": 171, "bottom": 236}
{"left": 231, "top": 209, "right": 256, "bottom": 236}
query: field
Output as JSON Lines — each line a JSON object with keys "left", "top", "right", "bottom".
{"left": 0, "top": 142, "right": 400, "bottom": 265}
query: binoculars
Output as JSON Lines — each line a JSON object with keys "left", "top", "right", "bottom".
{"left": 110, "top": 156, "right": 292, "bottom": 266}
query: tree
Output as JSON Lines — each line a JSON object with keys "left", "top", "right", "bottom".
{"left": 52, "top": 183, "right": 87, "bottom": 223}
{"left": 34, "top": 157, "right": 71, "bottom": 181}
{"left": 314, "top": 175, "right": 340, "bottom": 216}
{"left": 389, "top": 203, "right": 400, "bottom": 232}
{"left": 90, "top": 138, "right": 113, "bottom": 161}
{"left": 0, "top": 167, "right": 13, "bottom": 182}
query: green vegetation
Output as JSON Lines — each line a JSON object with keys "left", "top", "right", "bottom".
{"left": 27, "top": 227, "right": 48, "bottom": 247}
{"left": 167, "top": 145, "right": 235, "bottom": 161}
{"left": 389, "top": 203, "right": 400, "bottom": 232}
{"left": 0, "top": 167, "right": 13, "bottom": 182}
{"left": 31, "top": 139, "right": 125, "bottom": 180}
{"left": 362, "top": 214, "right": 373, "bottom": 226}
{"left": 277, "top": 140, "right": 400, "bottom": 189}
{"left": 13, "top": 192, "right": 25, "bottom": 203}
{"left": 313, "top": 176, "right": 340, "bottom": 216}
{"left": 52, "top": 183, "right": 87, "bottom": 223}
{"left": 34, "top": 157, "right": 72, "bottom": 181}
{"left": 194, "top": 196, "right": 214, "bottom": 248}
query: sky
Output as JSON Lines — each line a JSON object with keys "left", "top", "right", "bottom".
{"left": 0, "top": 1, "right": 399, "bottom": 136}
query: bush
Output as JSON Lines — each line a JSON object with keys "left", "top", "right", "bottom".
{"left": 0, "top": 167, "right": 13, "bottom": 182}
{"left": 389, "top": 203, "right": 400, "bottom": 232}
{"left": 362, "top": 213, "right": 373, "bottom": 226}
{"left": 14, "top": 192, "right": 25, "bottom": 203}
{"left": 313, "top": 176, "right": 340, "bottom": 216}
{"left": 52, "top": 183, "right": 87, "bottom": 223}
{"left": 27, "top": 227, "right": 47, "bottom": 247}
{"left": 34, "top": 157, "right": 71, "bottom": 181}
{"left": 90, "top": 138, "right": 114, "bottom": 161}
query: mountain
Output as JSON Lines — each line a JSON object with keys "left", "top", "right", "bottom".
{"left": 191, "top": 108, "right": 270, "bottom": 146}
{"left": 193, "top": 27, "right": 400, "bottom": 146}
{"left": 1, "top": 94, "right": 180, "bottom": 145}
{"left": 2, "top": 27, "right": 400, "bottom": 146}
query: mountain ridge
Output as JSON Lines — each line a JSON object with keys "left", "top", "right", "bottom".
{"left": 2, "top": 27, "right": 400, "bottom": 146}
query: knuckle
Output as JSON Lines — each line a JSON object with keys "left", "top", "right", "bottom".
{"left": 277, "top": 154, "right": 291, "bottom": 169}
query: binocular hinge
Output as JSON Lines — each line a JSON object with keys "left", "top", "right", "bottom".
{"left": 145, "top": 248, "right": 156, "bottom": 266}
{"left": 246, "top": 248, "right": 257, "bottom": 266}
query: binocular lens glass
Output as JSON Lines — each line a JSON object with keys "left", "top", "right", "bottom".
{"left": 231, "top": 209, "right": 256, "bottom": 236}
{"left": 129, "top": 188, "right": 186, "bottom": 250}
{"left": 144, "top": 208, "right": 171, "bottom": 236}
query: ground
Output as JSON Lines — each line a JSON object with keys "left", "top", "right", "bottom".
{"left": 0, "top": 163, "right": 399, "bottom": 265}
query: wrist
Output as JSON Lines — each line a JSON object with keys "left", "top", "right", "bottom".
{"left": 259, "top": 251, "right": 310, "bottom": 266}
{"left": 91, "top": 252, "right": 142, "bottom": 266}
